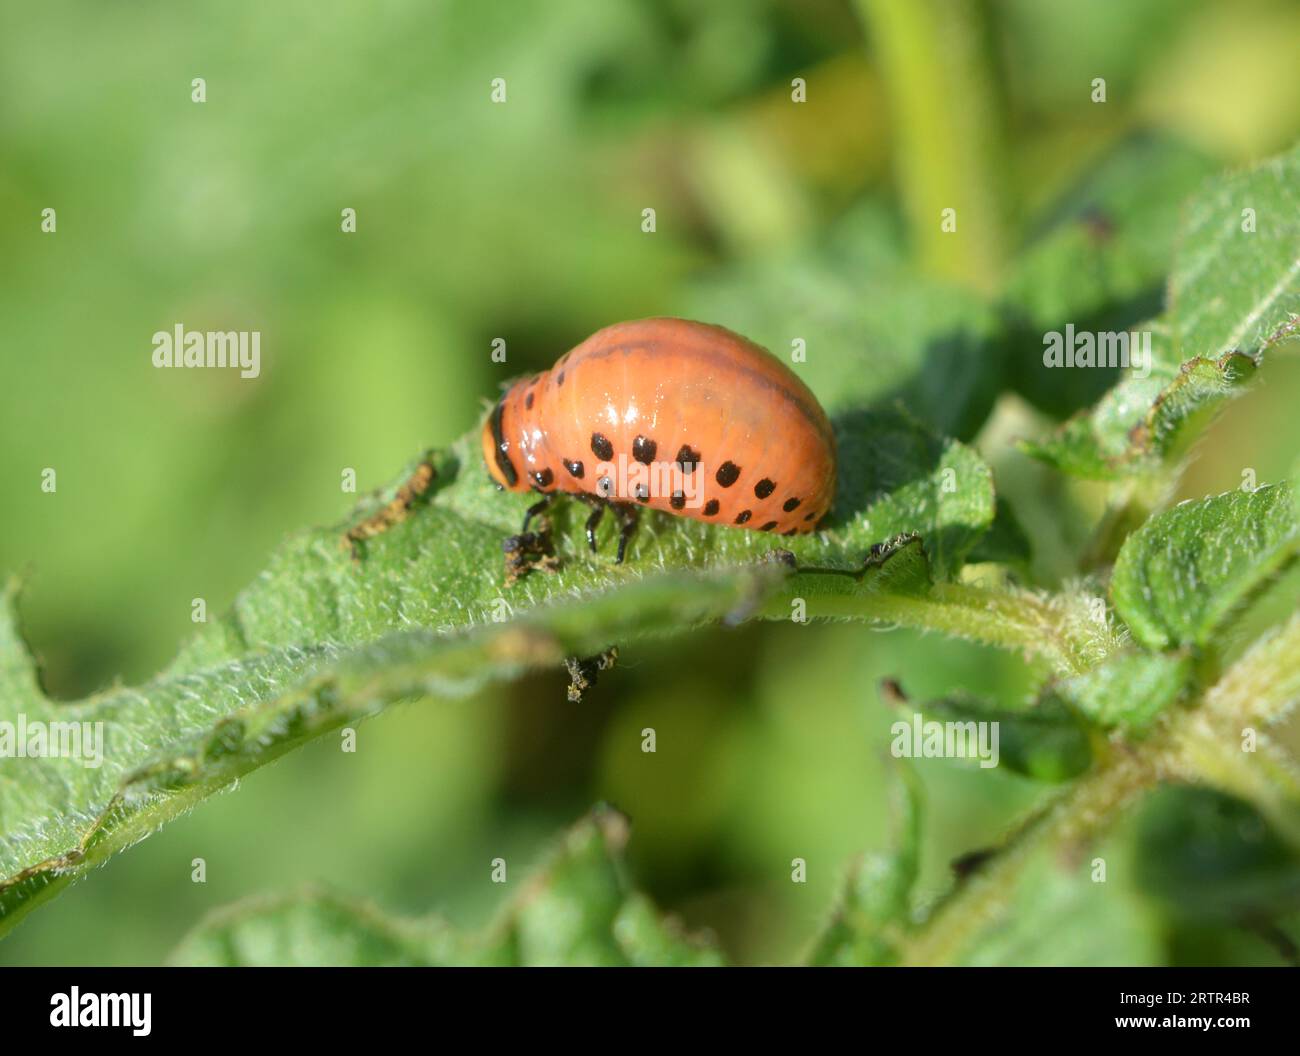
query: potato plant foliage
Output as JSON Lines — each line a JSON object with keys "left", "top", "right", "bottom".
{"left": 2, "top": 142, "right": 1299, "bottom": 966}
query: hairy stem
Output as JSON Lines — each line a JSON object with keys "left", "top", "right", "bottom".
{"left": 897, "top": 611, "right": 1300, "bottom": 964}
{"left": 900, "top": 741, "right": 1158, "bottom": 966}
{"left": 769, "top": 580, "right": 1113, "bottom": 677}
{"left": 1167, "top": 611, "right": 1300, "bottom": 844}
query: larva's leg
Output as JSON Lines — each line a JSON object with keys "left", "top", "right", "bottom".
{"left": 521, "top": 491, "right": 556, "bottom": 534}
{"left": 584, "top": 503, "right": 606, "bottom": 553}
{"left": 612, "top": 502, "right": 640, "bottom": 564}
{"left": 503, "top": 490, "right": 559, "bottom": 585}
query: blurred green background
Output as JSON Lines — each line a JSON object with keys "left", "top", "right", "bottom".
{"left": 3, "top": 0, "right": 1300, "bottom": 965}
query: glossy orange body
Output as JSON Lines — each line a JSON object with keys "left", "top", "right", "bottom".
{"left": 481, "top": 318, "right": 836, "bottom": 536}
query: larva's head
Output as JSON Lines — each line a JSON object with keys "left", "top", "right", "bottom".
{"left": 481, "top": 382, "right": 530, "bottom": 492}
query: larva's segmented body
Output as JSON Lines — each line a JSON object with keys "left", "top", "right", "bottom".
{"left": 482, "top": 318, "right": 836, "bottom": 560}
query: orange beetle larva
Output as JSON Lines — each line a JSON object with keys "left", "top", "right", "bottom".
{"left": 481, "top": 317, "right": 837, "bottom": 562}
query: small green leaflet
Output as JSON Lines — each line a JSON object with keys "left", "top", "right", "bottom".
{"left": 1111, "top": 483, "right": 1300, "bottom": 651}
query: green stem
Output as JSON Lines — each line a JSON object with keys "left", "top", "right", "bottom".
{"left": 856, "top": 0, "right": 1008, "bottom": 290}
{"left": 1192, "top": 611, "right": 1300, "bottom": 730}
{"left": 900, "top": 743, "right": 1157, "bottom": 966}
{"left": 1168, "top": 611, "right": 1300, "bottom": 845}
{"left": 767, "top": 580, "right": 1109, "bottom": 677}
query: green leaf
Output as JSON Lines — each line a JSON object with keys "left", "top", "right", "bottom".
{"left": 1110, "top": 483, "right": 1300, "bottom": 651}
{"left": 828, "top": 405, "right": 995, "bottom": 579}
{"left": 169, "top": 807, "right": 724, "bottom": 966}
{"left": 959, "top": 850, "right": 1161, "bottom": 967}
{"left": 1003, "top": 134, "right": 1217, "bottom": 418}
{"left": 1048, "top": 651, "right": 1193, "bottom": 734}
{"left": 1170, "top": 145, "right": 1300, "bottom": 360}
{"left": 1019, "top": 142, "right": 1300, "bottom": 482}
{"left": 169, "top": 891, "right": 466, "bottom": 968}
{"left": 1134, "top": 786, "right": 1300, "bottom": 922}
{"left": 0, "top": 410, "right": 997, "bottom": 932}
{"left": 967, "top": 496, "right": 1032, "bottom": 566}
{"left": 1022, "top": 332, "right": 1259, "bottom": 480}
{"left": 892, "top": 689, "right": 1093, "bottom": 783}
{"left": 958, "top": 696, "right": 1092, "bottom": 783}
{"left": 611, "top": 894, "right": 727, "bottom": 967}
{"left": 0, "top": 561, "right": 786, "bottom": 936}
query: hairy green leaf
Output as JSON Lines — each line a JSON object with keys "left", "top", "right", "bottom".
{"left": 1022, "top": 329, "right": 1259, "bottom": 480}
{"left": 1048, "top": 651, "right": 1193, "bottom": 734}
{"left": 1170, "top": 146, "right": 1300, "bottom": 360}
{"left": 1110, "top": 483, "right": 1300, "bottom": 651}
{"left": 1021, "top": 142, "right": 1300, "bottom": 481}
{"left": 885, "top": 684, "right": 1093, "bottom": 783}
{"left": 1003, "top": 134, "right": 1216, "bottom": 418}
{"left": 0, "top": 407, "right": 997, "bottom": 933}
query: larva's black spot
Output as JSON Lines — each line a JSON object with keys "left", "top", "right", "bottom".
{"left": 804, "top": 511, "right": 816, "bottom": 522}
{"left": 675, "top": 445, "right": 700, "bottom": 472}
{"left": 533, "top": 468, "right": 553, "bottom": 489}
{"left": 597, "top": 476, "right": 613, "bottom": 497}
{"left": 754, "top": 478, "right": 775, "bottom": 499}
{"left": 524, "top": 390, "right": 535, "bottom": 411}
{"left": 703, "top": 499, "right": 720, "bottom": 516}
{"left": 782, "top": 528, "right": 798, "bottom": 537}
{"left": 591, "top": 432, "right": 613, "bottom": 460}
{"left": 716, "top": 461, "right": 740, "bottom": 487}
{"left": 633, "top": 435, "right": 657, "bottom": 464}
{"left": 557, "top": 370, "right": 566, "bottom": 386}
{"left": 783, "top": 497, "right": 801, "bottom": 512}
{"left": 759, "top": 521, "right": 777, "bottom": 532}
{"left": 670, "top": 491, "right": 685, "bottom": 510}
{"left": 564, "top": 458, "right": 585, "bottom": 479}
{"left": 735, "top": 510, "right": 752, "bottom": 525}
{"left": 635, "top": 483, "right": 650, "bottom": 503}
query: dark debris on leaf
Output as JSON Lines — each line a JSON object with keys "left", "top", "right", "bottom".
{"left": 502, "top": 524, "right": 559, "bottom": 586}
{"left": 565, "top": 646, "right": 618, "bottom": 703}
